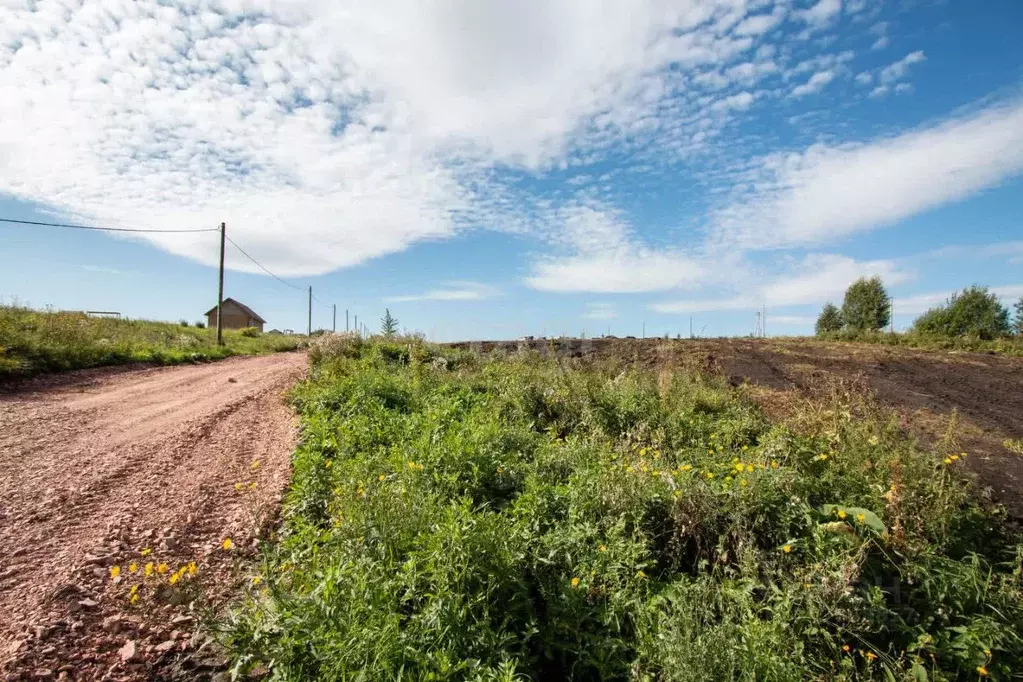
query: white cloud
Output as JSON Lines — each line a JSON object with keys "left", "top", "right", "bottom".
{"left": 733, "top": 11, "right": 785, "bottom": 37}
{"left": 871, "top": 36, "right": 889, "bottom": 50}
{"left": 524, "top": 204, "right": 706, "bottom": 293}
{"left": 894, "top": 284, "right": 1023, "bottom": 316}
{"left": 854, "top": 71, "right": 873, "bottom": 85}
{"left": 879, "top": 50, "right": 926, "bottom": 84}
{"left": 712, "top": 99, "right": 1023, "bottom": 249}
{"left": 769, "top": 315, "right": 816, "bottom": 325}
{"left": 791, "top": 70, "right": 836, "bottom": 97}
{"left": 82, "top": 265, "right": 129, "bottom": 276}
{"left": 583, "top": 303, "right": 617, "bottom": 320}
{"left": 869, "top": 84, "right": 890, "bottom": 98}
{"left": 794, "top": 0, "right": 842, "bottom": 28}
{"left": 0, "top": 0, "right": 776, "bottom": 276}
{"left": 385, "top": 281, "right": 499, "bottom": 303}
{"left": 651, "top": 253, "right": 913, "bottom": 313}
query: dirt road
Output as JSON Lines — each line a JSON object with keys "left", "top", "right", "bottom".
{"left": 0, "top": 353, "right": 306, "bottom": 680}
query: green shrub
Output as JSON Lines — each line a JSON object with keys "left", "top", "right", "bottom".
{"left": 912, "top": 286, "right": 1011, "bottom": 340}
{"left": 239, "top": 326, "right": 262, "bottom": 338}
{"left": 195, "top": 320, "right": 206, "bottom": 329}
{"left": 222, "top": 341, "right": 1023, "bottom": 680}
{"left": 1011, "top": 297, "right": 1023, "bottom": 336}
{"left": 841, "top": 276, "right": 891, "bottom": 332}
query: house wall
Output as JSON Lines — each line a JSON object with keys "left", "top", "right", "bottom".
{"left": 206, "top": 305, "right": 264, "bottom": 331}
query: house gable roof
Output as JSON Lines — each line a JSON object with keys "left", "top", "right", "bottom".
{"left": 204, "top": 298, "right": 266, "bottom": 323}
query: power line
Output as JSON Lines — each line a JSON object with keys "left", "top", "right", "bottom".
{"left": 224, "top": 235, "right": 305, "bottom": 292}
{"left": 0, "top": 216, "right": 218, "bottom": 233}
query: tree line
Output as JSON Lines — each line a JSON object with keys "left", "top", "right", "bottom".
{"left": 816, "top": 277, "right": 1023, "bottom": 340}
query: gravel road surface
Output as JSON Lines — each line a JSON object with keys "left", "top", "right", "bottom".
{"left": 0, "top": 353, "right": 306, "bottom": 680}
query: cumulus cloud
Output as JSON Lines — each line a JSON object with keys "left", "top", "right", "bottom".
{"left": 712, "top": 99, "right": 1023, "bottom": 249}
{"left": 385, "top": 281, "right": 499, "bottom": 303}
{"left": 524, "top": 205, "right": 706, "bottom": 294}
{"left": 0, "top": 0, "right": 795, "bottom": 276}
{"left": 894, "top": 284, "right": 1023, "bottom": 316}
{"left": 791, "top": 70, "right": 836, "bottom": 97}
{"left": 879, "top": 50, "right": 926, "bottom": 84}
{"left": 583, "top": 303, "right": 617, "bottom": 320}
{"left": 650, "top": 253, "right": 912, "bottom": 313}
{"left": 793, "top": 0, "right": 843, "bottom": 28}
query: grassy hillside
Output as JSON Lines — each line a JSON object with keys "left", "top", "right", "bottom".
{"left": 222, "top": 336, "right": 1022, "bottom": 680}
{"left": 0, "top": 304, "right": 304, "bottom": 378}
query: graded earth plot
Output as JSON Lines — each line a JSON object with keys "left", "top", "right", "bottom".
{"left": 223, "top": 337, "right": 1023, "bottom": 681}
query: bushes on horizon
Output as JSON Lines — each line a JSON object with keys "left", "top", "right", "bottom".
{"left": 912, "top": 286, "right": 1011, "bottom": 340}
{"left": 841, "top": 276, "right": 891, "bottom": 332}
{"left": 1014, "top": 297, "right": 1023, "bottom": 335}
{"left": 815, "top": 302, "right": 843, "bottom": 335}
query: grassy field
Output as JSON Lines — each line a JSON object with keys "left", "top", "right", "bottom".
{"left": 222, "top": 336, "right": 1022, "bottom": 681}
{"left": 0, "top": 304, "right": 305, "bottom": 378}
{"left": 814, "top": 330, "right": 1023, "bottom": 356}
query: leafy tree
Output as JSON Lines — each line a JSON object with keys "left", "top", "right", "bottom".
{"left": 380, "top": 308, "right": 399, "bottom": 338}
{"left": 1014, "top": 297, "right": 1023, "bottom": 336}
{"left": 841, "top": 276, "right": 891, "bottom": 332}
{"left": 912, "top": 286, "right": 1011, "bottom": 340}
{"left": 815, "top": 303, "right": 843, "bottom": 335}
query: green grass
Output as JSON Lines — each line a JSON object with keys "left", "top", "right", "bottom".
{"left": 0, "top": 304, "right": 305, "bottom": 378}
{"left": 813, "top": 329, "right": 1023, "bottom": 356}
{"left": 221, "top": 338, "right": 1023, "bottom": 681}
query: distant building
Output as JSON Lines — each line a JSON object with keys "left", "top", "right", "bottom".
{"left": 204, "top": 298, "right": 266, "bottom": 332}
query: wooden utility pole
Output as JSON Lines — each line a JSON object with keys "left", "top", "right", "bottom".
{"left": 307, "top": 286, "right": 312, "bottom": 336}
{"left": 216, "top": 222, "right": 225, "bottom": 346}
{"left": 332, "top": 304, "right": 336, "bottom": 332}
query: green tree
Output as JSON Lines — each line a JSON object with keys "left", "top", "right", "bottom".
{"left": 1014, "top": 297, "right": 1023, "bottom": 336}
{"left": 815, "top": 303, "right": 843, "bottom": 335}
{"left": 380, "top": 308, "right": 399, "bottom": 338}
{"left": 841, "top": 276, "right": 891, "bottom": 332}
{"left": 913, "top": 286, "right": 1011, "bottom": 340}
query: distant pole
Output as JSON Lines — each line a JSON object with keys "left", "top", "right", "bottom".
{"left": 354, "top": 314, "right": 358, "bottom": 335}
{"left": 345, "top": 309, "right": 349, "bottom": 332}
{"left": 332, "top": 304, "right": 336, "bottom": 332}
{"left": 891, "top": 301, "right": 895, "bottom": 333}
{"left": 762, "top": 305, "right": 766, "bottom": 338}
{"left": 307, "top": 286, "right": 312, "bottom": 336}
{"left": 216, "top": 222, "right": 225, "bottom": 346}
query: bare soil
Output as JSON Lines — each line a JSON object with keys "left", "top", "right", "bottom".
{"left": 453, "top": 337, "right": 1023, "bottom": 517}
{"left": 0, "top": 353, "right": 307, "bottom": 680}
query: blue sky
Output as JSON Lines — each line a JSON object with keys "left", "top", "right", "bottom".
{"left": 1, "top": 0, "right": 1021, "bottom": 340}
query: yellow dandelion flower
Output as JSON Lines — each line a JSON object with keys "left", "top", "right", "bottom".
{"left": 187, "top": 562, "right": 198, "bottom": 575}
{"left": 782, "top": 544, "right": 792, "bottom": 554}
{"left": 837, "top": 509, "right": 847, "bottom": 519}
{"left": 636, "top": 570, "right": 646, "bottom": 579}
{"left": 771, "top": 461, "right": 779, "bottom": 469}
{"left": 977, "top": 666, "right": 988, "bottom": 677}
{"left": 497, "top": 466, "right": 503, "bottom": 473}
{"left": 140, "top": 548, "right": 152, "bottom": 557}
{"left": 144, "top": 562, "right": 154, "bottom": 577}
{"left": 378, "top": 474, "right": 386, "bottom": 481}
{"left": 157, "top": 563, "right": 169, "bottom": 574}
{"left": 950, "top": 454, "right": 959, "bottom": 461}
{"left": 866, "top": 652, "right": 877, "bottom": 662}
{"left": 168, "top": 573, "right": 180, "bottom": 586}
{"left": 129, "top": 593, "right": 139, "bottom": 605}
{"left": 128, "top": 562, "right": 138, "bottom": 573}
{"left": 252, "top": 575, "right": 262, "bottom": 586}
{"left": 960, "top": 452, "right": 968, "bottom": 458}
{"left": 234, "top": 482, "right": 243, "bottom": 491}
{"left": 983, "top": 649, "right": 991, "bottom": 658}
{"left": 598, "top": 545, "right": 607, "bottom": 552}
{"left": 842, "top": 645, "right": 850, "bottom": 653}
{"left": 681, "top": 464, "right": 692, "bottom": 471}
{"left": 571, "top": 577, "right": 580, "bottom": 588}
{"left": 672, "top": 490, "right": 681, "bottom": 498}
{"left": 409, "top": 461, "right": 417, "bottom": 469}
{"left": 742, "top": 445, "right": 749, "bottom": 451}
{"left": 250, "top": 460, "right": 260, "bottom": 469}
{"left": 856, "top": 513, "right": 866, "bottom": 524}
{"left": 741, "top": 479, "right": 748, "bottom": 487}
{"left": 324, "top": 460, "right": 332, "bottom": 468}
{"left": 248, "top": 482, "right": 257, "bottom": 490}
{"left": 706, "top": 472, "right": 714, "bottom": 480}
{"left": 725, "top": 476, "right": 733, "bottom": 482}
{"left": 110, "top": 565, "right": 121, "bottom": 579}
{"left": 222, "top": 538, "right": 234, "bottom": 550}
{"left": 943, "top": 457, "right": 953, "bottom": 465}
